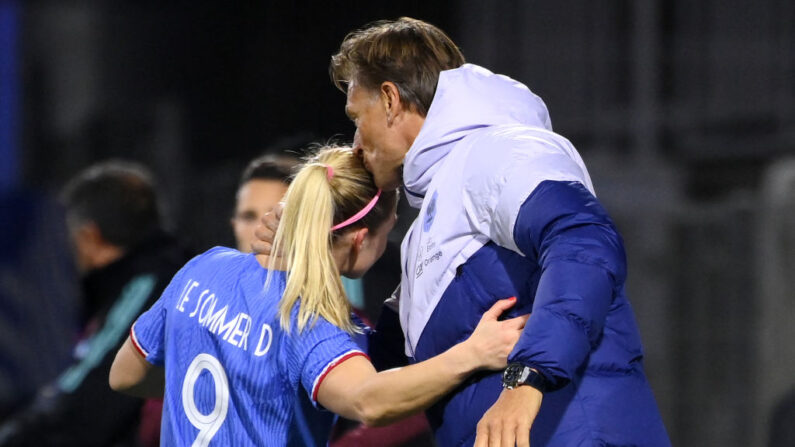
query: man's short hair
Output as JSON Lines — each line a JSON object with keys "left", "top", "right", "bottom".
{"left": 239, "top": 154, "right": 300, "bottom": 187}
{"left": 61, "top": 160, "right": 162, "bottom": 249}
{"left": 330, "top": 17, "right": 465, "bottom": 117}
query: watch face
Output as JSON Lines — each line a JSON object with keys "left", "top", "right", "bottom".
{"left": 502, "top": 364, "right": 523, "bottom": 389}
{"left": 503, "top": 364, "right": 547, "bottom": 392}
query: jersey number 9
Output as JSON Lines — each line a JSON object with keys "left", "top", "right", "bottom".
{"left": 182, "top": 353, "right": 230, "bottom": 446}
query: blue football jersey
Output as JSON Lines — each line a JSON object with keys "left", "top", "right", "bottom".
{"left": 131, "top": 247, "right": 365, "bottom": 446}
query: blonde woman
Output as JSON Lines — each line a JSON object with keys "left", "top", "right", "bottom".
{"left": 109, "top": 146, "right": 527, "bottom": 446}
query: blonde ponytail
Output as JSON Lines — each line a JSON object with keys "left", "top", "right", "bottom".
{"left": 267, "top": 146, "right": 397, "bottom": 333}
{"left": 268, "top": 163, "right": 353, "bottom": 333}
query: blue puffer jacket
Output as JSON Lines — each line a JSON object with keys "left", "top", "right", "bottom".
{"left": 397, "top": 64, "right": 670, "bottom": 446}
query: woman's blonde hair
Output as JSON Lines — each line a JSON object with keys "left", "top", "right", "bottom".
{"left": 268, "top": 146, "right": 397, "bottom": 333}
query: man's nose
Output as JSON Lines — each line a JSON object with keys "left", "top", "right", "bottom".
{"left": 352, "top": 129, "right": 363, "bottom": 158}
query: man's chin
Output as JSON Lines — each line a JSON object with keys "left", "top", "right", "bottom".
{"left": 373, "top": 166, "right": 403, "bottom": 191}
{"left": 375, "top": 177, "right": 402, "bottom": 192}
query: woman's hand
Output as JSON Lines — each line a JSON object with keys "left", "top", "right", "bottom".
{"left": 463, "top": 297, "right": 530, "bottom": 371}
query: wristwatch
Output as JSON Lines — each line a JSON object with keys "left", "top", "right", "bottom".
{"left": 502, "top": 363, "right": 548, "bottom": 392}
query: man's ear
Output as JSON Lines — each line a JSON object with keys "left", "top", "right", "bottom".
{"left": 380, "top": 81, "right": 402, "bottom": 125}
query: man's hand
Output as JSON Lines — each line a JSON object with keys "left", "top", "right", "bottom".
{"left": 251, "top": 202, "right": 283, "bottom": 255}
{"left": 474, "top": 386, "right": 542, "bottom": 447}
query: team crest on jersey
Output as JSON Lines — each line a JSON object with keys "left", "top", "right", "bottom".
{"left": 423, "top": 191, "right": 438, "bottom": 232}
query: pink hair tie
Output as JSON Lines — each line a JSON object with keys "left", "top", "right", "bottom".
{"left": 325, "top": 165, "right": 335, "bottom": 180}
{"left": 331, "top": 189, "right": 382, "bottom": 231}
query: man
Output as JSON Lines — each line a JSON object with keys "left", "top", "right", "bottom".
{"left": 324, "top": 17, "right": 668, "bottom": 446}
{"left": 0, "top": 161, "right": 191, "bottom": 446}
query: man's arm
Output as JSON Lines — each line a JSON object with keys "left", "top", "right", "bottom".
{"left": 507, "top": 180, "right": 621, "bottom": 386}
{"left": 476, "top": 180, "right": 625, "bottom": 446}
{"left": 318, "top": 298, "right": 528, "bottom": 426}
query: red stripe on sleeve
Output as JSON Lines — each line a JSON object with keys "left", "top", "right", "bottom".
{"left": 312, "top": 351, "right": 370, "bottom": 402}
{"left": 129, "top": 326, "right": 149, "bottom": 358}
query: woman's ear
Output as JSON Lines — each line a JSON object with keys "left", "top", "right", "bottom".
{"left": 351, "top": 227, "right": 370, "bottom": 253}
{"left": 335, "top": 227, "right": 368, "bottom": 272}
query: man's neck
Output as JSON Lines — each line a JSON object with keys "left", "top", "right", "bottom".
{"left": 402, "top": 113, "right": 426, "bottom": 150}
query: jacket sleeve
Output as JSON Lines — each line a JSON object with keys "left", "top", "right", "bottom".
{"left": 506, "top": 180, "right": 626, "bottom": 390}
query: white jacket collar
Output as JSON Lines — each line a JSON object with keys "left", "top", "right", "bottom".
{"left": 402, "top": 64, "right": 553, "bottom": 208}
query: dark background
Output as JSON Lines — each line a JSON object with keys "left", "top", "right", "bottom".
{"left": 1, "top": 1, "right": 794, "bottom": 446}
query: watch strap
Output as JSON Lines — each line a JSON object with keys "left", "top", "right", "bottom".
{"left": 502, "top": 363, "right": 547, "bottom": 393}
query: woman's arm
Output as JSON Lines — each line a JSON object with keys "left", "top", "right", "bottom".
{"left": 316, "top": 297, "right": 528, "bottom": 426}
{"left": 109, "top": 337, "right": 165, "bottom": 398}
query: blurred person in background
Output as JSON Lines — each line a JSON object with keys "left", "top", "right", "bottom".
{"left": 0, "top": 160, "right": 192, "bottom": 446}
{"left": 231, "top": 154, "right": 299, "bottom": 253}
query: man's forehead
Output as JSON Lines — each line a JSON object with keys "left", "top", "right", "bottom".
{"left": 345, "top": 81, "right": 361, "bottom": 102}
{"left": 344, "top": 85, "right": 355, "bottom": 113}
{"left": 344, "top": 85, "right": 362, "bottom": 118}
{"left": 346, "top": 82, "right": 377, "bottom": 109}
